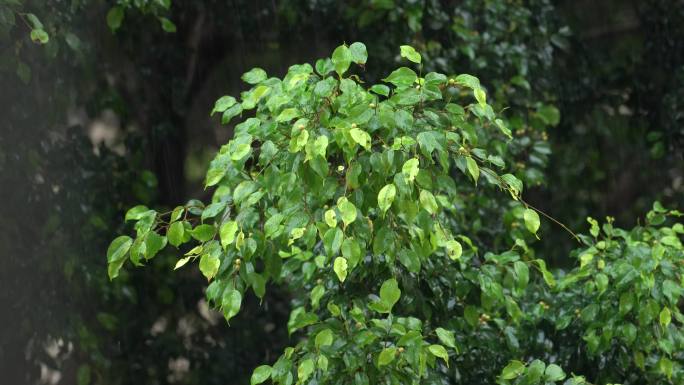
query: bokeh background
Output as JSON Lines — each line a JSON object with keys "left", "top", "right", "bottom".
{"left": 1, "top": 0, "right": 682, "bottom": 384}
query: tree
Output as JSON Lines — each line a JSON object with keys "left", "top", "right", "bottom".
{"left": 107, "top": 44, "right": 684, "bottom": 384}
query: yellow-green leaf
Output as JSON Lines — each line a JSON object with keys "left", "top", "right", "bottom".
{"left": 402, "top": 158, "right": 420, "bottom": 183}
{"left": 378, "top": 184, "right": 396, "bottom": 215}
{"left": 501, "top": 360, "right": 525, "bottom": 380}
{"left": 445, "top": 240, "right": 462, "bottom": 260}
{"left": 400, "top": 45, "right": 421, "bottom": 64}
{"left": 199, "top": 254, "right": 220, "bottom": 281}
{"left": 337, "top": 197, "right": 357, "bottom": 226}
{"left": 660, "top": 307, "right": 671, "bottom": 327}
{"left": 250, "top": 365, "right": 272, "bottom": 385}
{"left": 220, "top": 221, "right": 238, "bottom": 249}
{"left": 333, "top": 257, "right": 348, "bottom": 282}
{"left": 465, "top": 157, "right": 479, "bottom": 183}
{"left": 378, "top": 347, "right": 397, "bottom": 366}
{"left": 523, "top": 208, "right": 540, "bottom": 234}
{"left": 325, "top": 209, "right": 337, "bottom": 228}
{"left": 427, "top": 344, "right": 449, "bottom": 367}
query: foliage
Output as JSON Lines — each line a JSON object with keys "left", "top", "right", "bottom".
{"left": 291, "top": 0, "right": 566, "bottom": 188}
{"left": 106, "top": 43, "right": 684, "bottom": 384}
{"left": 109, "top": 43, "right": 540, "bottom": 383}
{"left": 547, "top": 206, "right": 684, "bottom": 383}
{"left": 4, "top": 0, "right": 683, "bottom": 383}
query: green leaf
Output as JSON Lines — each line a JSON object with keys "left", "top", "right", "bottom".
{"left": 297, "top": 358, "right": 315, "bottom": 383}
{"left": 398, "top": 249, "right": 420, "bottom": 273}
{"left": 201, "top": 201, "right": 227, "bottom": 220}
{"left": 427, "top": 344, "right": 449, "bottom": 366}
{"left": 318, "top": 355, "right": 329, "bottom": 373}
{"left": 264, "top": 213, "right": 284, "bottom": 238}
{"left": 211, "top": 96, "right": 237, "bottom": 115}
{"left": 315, "top": 58, "right": 334, "bottom": 76}
{"left": 250, "top": 365, "right": 272, "bottom": 385}
{"left": 525, "top": 360, "right": 546, "bottom": 382}
{"left": 494, "top": 118, "right": 512, "bottom": 139}
{"left": 289, "top": 227, "right": 305, "bottom": 244}
{"left": 383, "top": 67, "right": 418, "bottom": 88}
{"left": 435, "top": 327, "right": 456, "bottom": 349}
{"left": 349, "top": 42, "right": 368, "bottom": 64}
{"left": 332, "top": 44, "right": 352, "bottom": 76}
{"left": 30, "top": 29, "right": 49, "bottom": 44}
{"left": 419, "top": 190, "right": 438, "bottom": 214}
{"left": 124, "top": 205, "right": 151, "bottom": 222}
{"left": 379, "top": 278, "right": 401, "bottom": 312}
{"left": 337, "top": 197, "right": 357, "bottom": 226}
{"left": 501, "top": 360, "right": 525, "bottom": 380}
{"left": 125, "top": 205, "right": 150, "bottom": 221}
{"left": 341, "top": 237, "right": 362, "bottom": 268}
{"left": 502, "top": 174, "right": 523, "bottom": 197}
{"left": 454, "top": 74, "right": 480, "bottom": 89}
{"left": 231, "top": 143, "right": 252, "bottom": 161}
{"left": 276, "top": 107, "right": 300, "bottom": 122}
{"left": 325, "top": 227, "right": 343, "bottom": 256}
{"left": 174, "top": 256, "right": 192, "bottom": 270}
{"left": 474, "top": 88, "right": 486, "bottom": 107}
{"left": 660, "top": 306, "right": 671, "bottom": 327}
{"left": 533, "top": 259, "right": 555, "bottom": 287}
{"left": 311, "top": 285, "right": 325, "bottom": 309}
{"left": 191, "top": 224, "right": 216, "bottom": 242}
{"left": 26, "top": 14, "right": 44, "bottom": 29}
{"left": 158, "top": 17, "right": 176, "bottom": 33}
{"left": 107, "top": 236, "right": 132, "bottom": 263}
{"left": 242, "top": 85, "right": 270, "bottom": 109}
{"left": 523, "top": 208, "right": 540, "bottom": 234}
{"left": 222, "top": 103, "right": 243, "bottom": 124}
{"left": 220, "top": 221, "right": 238, "bottom": 249}
{"left": 170, "top": 206, "right": 184, "bottom": 222}
{"left": 314, "top": 77, "right": 336, "bottom": 98}
{"left": 378, "top": 347, "right": 397, "bottom": 366}
{"left": 465, "top": 157, "right": 479, "bottom": 183}
{"left": 289, "top": 129, "right": 309, "bottom": 153}
{"left": 307, "top": 135, "right": 328, "bottom": 160}
{"left": 513, "top": 261, "right": 530, "bottom": 290}
{"left": 377, "top": 184, "right": 396, "bottom": 215}
{"left": 106, "top": 6, "right": 124, "bottom": 32}
{"left": 416, "top": 131, "right": 445, "bottom": 157}
{"left": 144, "top": 232, "right": 166, "bottom": 259}
{"left": 402, "top": 158, "right": 419, "bottom": 183}
{"left": 333, "top": 257, "right": 348, "bottom": 282}
{"left": 400, "top": 45, "right": 421, "bottom": 63}
{"left": 315, "top": 329, "right": 334, "bottom": 348}
{"left": 544, "top": 364, "right": 566, "bottom": 382}
{"left": 325, "top": 209, "right": 337, "bottom": 228}
{"left": 199, "top": 253, "right": 220, "bottom": 281}
{"left": 250, "top": 272, "right": 266, "bottom": 299}
{"left": 222, "top": 289, "right": 242, "bottom": 322}
{"left": 445, "top": 240, "right": 462, "bottom": 260}
{"left": 350, "top": 128, "right": 371, "bottom": 150}
{"left": 242, "top": 68, "right": 268, "bottom": 84}
{"left": 370, "top": 84, "right": 390, "bottom": 96}
{"left": 537, "top": 104, "right": 561, "bottom": 126}
{"left": 658, "top": 357, "right": 674, "bottom": 379}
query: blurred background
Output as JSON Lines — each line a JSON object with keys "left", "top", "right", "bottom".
{"left": 0, "top": 0, "right": 682, "bottom": 384}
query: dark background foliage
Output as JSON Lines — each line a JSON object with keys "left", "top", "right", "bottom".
{"left": 0, "top": 0, "right": 682, "bottom": 384}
